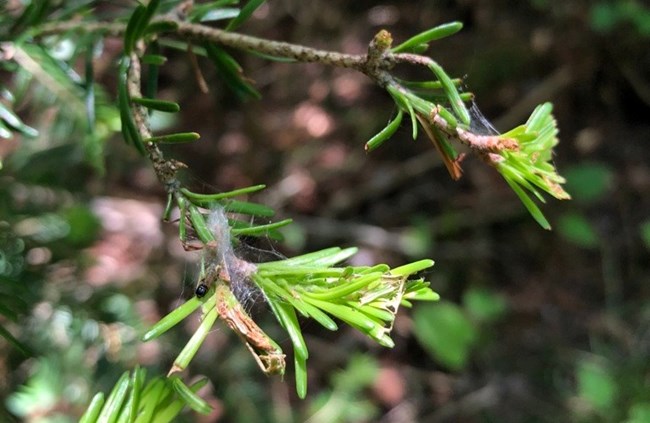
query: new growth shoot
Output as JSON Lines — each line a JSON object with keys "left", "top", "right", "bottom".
{"left": 146, "top": 201, "right": 438, "bottom": 399}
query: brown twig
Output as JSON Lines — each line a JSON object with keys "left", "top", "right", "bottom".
{"left": 430, "top": 107, "right": 519, "bottom": 153}
{"left": 126, "top": 48, "right": 186, "bottom": 191}
{"left": 35, "top": 18, "right": 413, "bottom": 87}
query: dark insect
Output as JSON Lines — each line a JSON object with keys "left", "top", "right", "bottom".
{"left": 195, "top": 283, "right": 209, "bottom": 298}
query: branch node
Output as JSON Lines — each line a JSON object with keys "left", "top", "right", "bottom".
{"left": 368, "top": 29, "right": 393, "bottom": 60}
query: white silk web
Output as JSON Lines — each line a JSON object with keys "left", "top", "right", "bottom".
{"left": 201, "top": 206, "right": 284, "bottom": 312}
{"left": 468, "top": 101, "right": 500, "bottom": 136}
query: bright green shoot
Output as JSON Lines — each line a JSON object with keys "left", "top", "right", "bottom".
{"left": 367, "top": 47, "right": 569, "bottom": 227}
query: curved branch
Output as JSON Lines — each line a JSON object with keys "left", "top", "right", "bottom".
{"left": 127, "top": 49, "right": 186, "bottom": 191}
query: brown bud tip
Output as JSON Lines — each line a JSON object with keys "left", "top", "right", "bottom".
{"left": 500, "top": 137, "right": 520, "bottom": 151}
{"left": 374, "top": 30, "right": 393, "bottom": 50}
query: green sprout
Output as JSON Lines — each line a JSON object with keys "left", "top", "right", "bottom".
{"left": 364, "top": 30, "right": 570, "bottom": 227}
{"left": 493, "top": 103, "right": 571, "bottom": 229}
{"left": 143, "top": 201, "right": 439, "bottom": 399}
{"left": 79, "top": 367, "right": 212, "bottom": 421}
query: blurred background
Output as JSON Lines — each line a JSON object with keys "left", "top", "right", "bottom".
{"left": 1, "top": 0, "right": 650, "bottom": 421}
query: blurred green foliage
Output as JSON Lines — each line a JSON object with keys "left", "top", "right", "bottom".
{"left": 564, "top": 162, "right": 614, "bottom": 205}
{"left": 462, "top": 286, "right": 509, "bottom": 324}
{"left": 306, "top": 354, "right": 379, "bottom": 423}
{"left": 557, "top": 212, "right": 600, "bottom": 249}
{"left": 590, "top": 1, "right": 650, "bottom": 36}
{"left": 626, "top": 403, "right": 650, "bottom": 423}
{"left": 639, "top": 221, "right": 650, "bottom": 250}
{"left": 576, "top": 358, "right": 617, "bottom": 413}
{"left": 412, "top": 287, "right": 509, "bottom": 371}
{"left": 413, "top": 301, "right": 478, "bottom": 370}
{"left": 557, "top": 162, "right": 614, "bottom": 248}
